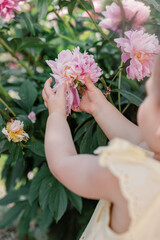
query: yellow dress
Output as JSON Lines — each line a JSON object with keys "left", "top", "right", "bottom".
{"left": 79, "top": 138, "right": 160, "bottom": 240}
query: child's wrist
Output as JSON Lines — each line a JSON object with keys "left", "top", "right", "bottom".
{"left": 49, "top": 110, "right": 67, "bottom": 119}
{"left": 92, "top": 95, "right": 107, "bottom": 118}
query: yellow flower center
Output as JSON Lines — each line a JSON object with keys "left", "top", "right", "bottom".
{"left": 136, "top": 51, "right": 148, "bottom": 63}
{"left": 6, "top": 123, "right": 24, "bottom": 141}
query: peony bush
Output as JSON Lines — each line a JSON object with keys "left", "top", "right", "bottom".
{"left": 0, "top": 0, "right": 160, "bottom": 239}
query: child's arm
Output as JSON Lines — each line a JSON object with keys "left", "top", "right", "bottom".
{"left": 42, "top": 78, "right": 119, "bottom": 201}
{"left": 72, "top": 76, "right": 144, "bottom": 145}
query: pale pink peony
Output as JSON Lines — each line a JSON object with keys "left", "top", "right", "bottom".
{"left": 99, "top": 0, "right": 150, "bottom": 32}
{"left": 115, "top": 30, "right": 160, "bottom": 81}
{"left": 46, "top": 47, "right": 103, "bottom": 115}
{"left": 28, "top": 111, "right": 36, "bottom": 124}
{"left": 2, "top": 119, "right": 29, "bottom": 142}
{"left": 0, "top": 0, "right": 26, "bottom": 22}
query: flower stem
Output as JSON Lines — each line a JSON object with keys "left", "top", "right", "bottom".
{"left": 122, "top": 103, "right": 130, "bottom": 114}
{"left": 0, "top": 109, "right": 11, "bottom": 121}
{"left": 118, "top": 61, "right": 123, "bottom": 112}
{"left": 0, "top": 97, "right": 16, "bottom": 117}
{"left": 109, "top": 70, "right": 121, "bottom": 88}
{"left": 0, "top": 37, "right": 33, "bottom": 77}
{"left": 117, "top": 0, "right": 126, "bottom": 36}
{"left": 101, "top": 77, "right": 115, "bottom": 106}
{"left": 52, "top": 7, "right": 76, "bottom": 39}
{"left": 56, "top": 33, "right": 74, "bottom": 42}
{"left": 78, "top": 0, "right": 116, "bottom": 47}
{"left": 0, "top": 84, "right": 12, "bottom": 101}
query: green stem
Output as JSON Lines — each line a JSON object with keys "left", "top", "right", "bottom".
{"left": 0, "top": 84, "right": 12, "bottom": 101}
{"left": 117, "top": 0, "right": 126, "bottom": 36}
{"left": 56, "top": 33, "right": 74, "bottom": 42}
{"left": 0, "top": 37, "right": 33, "bottom": 77}
{"left": 118, "top": 61, "right": 123, "bottom": 112}
{"left": 108, "top": 94, "right": 114, "bottom": 105}
{"left": 101, "top": 77, "right": 107, "bottom": 91}
{"left": 122, "top": 103, "right": 130, "bottom": 114}
{"left": 0, "top": 109, "right": 11, "bottom": 121}
{"left": 109, "top": 70, "right": 121, "bottom": 88}
{"left": 0, "top": 97, "right": 16, "bottom": 117}
{"left": 78, "top": 0, "right": 116, "bottom": 47}
{"left": 52, "top": 7, "right": 75, "bottom": 39}
{"left": 101, "top": 77, "right": 115, "bottom": 106}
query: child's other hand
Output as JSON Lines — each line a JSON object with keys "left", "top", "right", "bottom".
{"left": 42, "top": 77, "right": 67, "bottom": 118}
{"left": 72, "top": 75, "right": 105, "bottom": 116}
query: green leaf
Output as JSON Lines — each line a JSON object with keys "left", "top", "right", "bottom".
{"left": 0, "top": 114, "right": 3, "bottom": 126}
{"left": 49, "top": 181, "right": 68, "bottom": 222}
{"left": 74, "top": 118, "right": 94, "bottom": 142}
{"left": 29, "top": 165, "right": 50, "bottom": 204}
{"left": 96, "top": 125, "right": 107, "bottom": 146}
{"left": 9, "top": 153, "right": 25, "bottom": 189}
{"left": 0, "top": 139, "right": 8, "bottom": 154}
{"left": 80, "top": 122, "right": 94, "bottom": 153}
{"left": 37, "top": 0, "right": 49, "bottom": 19}
{"left": 38, "top": 206, "right": 53, "bottom": 233}
{"left": 113, "top": 89, "right": 143, "bottom": 107}
{"left": 18, "top": 204, "right": 30, "bottom": 237}
{"left": 19, "top": 37, "right": 48, "bottom": 50}
{"left": 65, "top": 188, "right": 82, "bottom": 213}
{"left": 18, "top": 201, "right": 38, "bottom": 237}
{"left": 8, "top": 143, "right": 22, "bottom": 162}
{"left": 16, "top": 114, "right": 32, "bottom": 131}
{"left": 19, "top": 80, "right": 38, "bottom": 113}
{"left": 88, "top": 0, "right": 95, "bottom": 12}
{"left": 21, "top": 12, "right": 36, "bottom": 36}
{"left": 39, "top": 176, "right": 56, "bottom": 210}
{"left": 32, "top": 104, "right": 46, "bottom": 114}
{"left": 0, "top": 201, "right": 27, "bottom": 228}
{"left": 0, "top": 184, "right": 29, "bottom": 205}
{"left": 27, "top": 140, "right": 45, "bottom": 157}
{"left": 68, "top": 0, "right": 77, "bottom": 15}
{"left": 143, "top": 0, "right": 160, "bottom": 11}
{"left": 79, "top": 0, "right": 93, "bottom": 10}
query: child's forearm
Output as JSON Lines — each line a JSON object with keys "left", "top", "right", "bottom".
{"left": 93, "top": 99, "right": 144, "bottom": 144}
{"left": 45, "top": 112, "right": 77, "bottom": 175}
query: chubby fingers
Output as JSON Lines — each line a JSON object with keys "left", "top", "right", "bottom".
{"left": 56, "top": 84, "right": 66, "bottom": 99}
{"left": 71, "top": 105, "right": 82, "bottom": 112}
{"left": 42, "top": 89, "right": 48, "bottom": 102}
{"left": 44, "top": 77, "right": 53, "bottom": 97}
{"left": 42, "top": 89, "right": 48, "bottom": 108}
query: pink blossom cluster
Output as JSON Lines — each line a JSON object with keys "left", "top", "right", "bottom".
{"left": 0, "top": 0, "right": 26, "bottom": 22}
{"left": 99, "top": 0, "right": 151, "bottom": 32}
{"left": 98, "top": 0, "right": 160, "bottom": 81}
{"left": 46, "top": 47, "right": 103, "bottom": 115}
{"left": 115, "top": 30, "right": 160, "bottom": 81}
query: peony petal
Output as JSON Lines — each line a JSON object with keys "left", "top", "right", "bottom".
{"left": 71, "top": 87, "right": 80, "bottom": 108}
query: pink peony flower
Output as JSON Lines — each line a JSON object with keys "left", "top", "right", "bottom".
{"left": 115, "top": 30, "right": 160, "bottom": 81}
{"left": 2, "top": 119, "right": 29, "bottom": 142}
{"left": 46, "top": 47, "right": 103, "bottom": 115}
{"left": 28, "top": 111, "right": 36, "bottom": 124}
{"left": 99, "top": 0, "right": 150, "bottom": 32}
{"left": 0, "top": 0, "right": 26, "bottom": 22}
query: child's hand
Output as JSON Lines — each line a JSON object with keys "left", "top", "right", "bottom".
{"left": 72, "top": 75, "right": 106, "bottom": 116}
{"left": 42, "top": 77, "right": 67, "bottom": 118}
